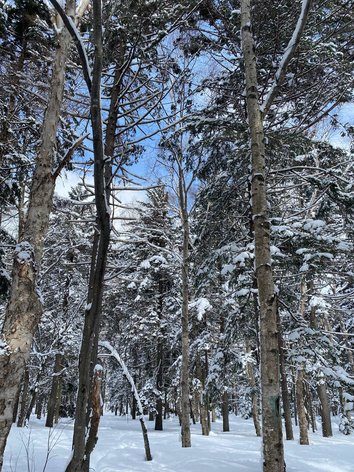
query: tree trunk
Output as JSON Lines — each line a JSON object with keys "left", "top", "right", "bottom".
{"left": 317, "top": 380, "right": 333, "bottom": 437}
{"left": 132, "top": 386, "right": 137, "bottom": 419}
{"left": 65, "top": 3, "right": 110, "bottom": 470}
{"left": 179, "top": 162, "right": 191, "bottom": 448}
{"left": 17, "top": 368, "right": 30, "bottom": 427}
{"left": 54, "top": 371, "right": 63, "bottom": 424}
{"left": 82, "top": 366, "right": 103, "bottom": 472}
{"left": 46, "top": 352, "right": 64, "bottom": 428}
{"left": 304, "top": 383, "right": 316, "bottom": 433}
{"left": 240, "top": 2, "right": 284, "bottom": 470}
{"left": 0, "top": 1, "right": 76, "bottom": 467}
{"left": 35, "top": 395, "right": 43, "bottom": 420}
{"left": 277, "top": 310, "right": 294, "bottom": 440}
{"left": 12, "top": 385, "right": 21, "bottom": 424}
{"left": 296, "top": 366, "right": 309, "bottom": 445}
{"left": 222, "top": 390, "right": 230, "bottom": 432}
{"left": 155, "top": 328, "right": 163, "bottom": 429}
{"left": 245, "top": 340, "right": 261, "bottom": 437}
{"left": 25, "top": 389, "right": 37, "bottom": 423}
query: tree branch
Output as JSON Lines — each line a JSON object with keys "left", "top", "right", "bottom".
{"left": 261, "top": 0, "right": 312, "bottom": 117}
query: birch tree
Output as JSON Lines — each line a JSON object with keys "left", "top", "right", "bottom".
{"left": 240, "top": 0, "right": 311, "bottom": 470}
{"left": 0, "top": 2, "right": 89, "bottom": 467}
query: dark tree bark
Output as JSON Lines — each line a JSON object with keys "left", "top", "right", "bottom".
{"left": 16, "top": 368, "right": 30, "bottom": 427}
{"left": 46, "top": 352, "right": 64, "bottom": 428}
{"left": 222, "top": 391, "right": 230, "bottom": 432}
{"left": 25, "top": 388, "right": 37, "bottom": 423}
{"left": 35, "top": 396, "right": 43, "bottom": 420}
{"left": 82, "top": 366, "right": 103, "bottom": 472}
{"left": 155, "top": 341, "right": 163, "bottom": 430}
{"left": 65, "top": 2, "right": 109, "bottom": 470}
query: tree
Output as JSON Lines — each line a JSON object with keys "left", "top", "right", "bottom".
{"left": 0, "top": 1, "right": 89, "bottom": 466}
{"left": 240, "top": 0, "right": 312, "bottom": 469}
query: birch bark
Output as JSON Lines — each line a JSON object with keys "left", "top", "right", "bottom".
{"left": 240, "top": 1, "right": 284, "bottom": 469}
{"left": 0, "top": 2, "right": 76, "bottom": 467}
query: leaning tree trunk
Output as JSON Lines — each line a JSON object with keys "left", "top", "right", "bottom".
{"left": 99, "top": 342, "right": 152, "bottom": 461}
{"left": 0, "top": 2, "right": 75, "bottom": 466}
{"left": 240, "top": 2, "right": 284, "bottom": 469}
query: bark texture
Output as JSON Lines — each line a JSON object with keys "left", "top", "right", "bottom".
{"left": 222, "top": 391, "right": 230, "bottom": 432}
{"left": 240, "top": 1, "right": 284, "bottom": 469}
{"left": 16, "top": 368, "right": 30, "bottom": 428}
{"left": 245, "top": 340, "right": 261, "bottom": 437}
{"left": 317, "top": 380, "right": 333, "bottom": 437}
{"left": 179, "top": 163, "right": 191, "bottom": 447}
{"left": 296, "top": 366, "right": 309, "bottom": 445}
{"left": 277, "top": 310, "right": 294, "bottom": 440}
{"left": 65, "top": 3, "right": 108, "bottom": 470}
{"left": 46, "top": 352, "right": 64, "bottom": 428}
{"left": 82, "top": 366, "right": 103, "bottom": 472}
{"left": 0, "top": 3, "right": 75, "bottom": 466}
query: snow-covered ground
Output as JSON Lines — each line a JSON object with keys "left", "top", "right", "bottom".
{"left": 3, "top": 414, "right": 354, "bottom": 472}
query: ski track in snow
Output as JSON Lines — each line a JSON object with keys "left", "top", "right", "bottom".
{"left": 3, "top": 414, "right": 354, "bottom": 472}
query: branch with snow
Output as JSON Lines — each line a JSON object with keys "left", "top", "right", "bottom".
{"left": 98, "top": 341, "right": 153, "bottom": 461}
{"left": 261, "top": 0, "right": 312, "bottom": 117}
{"left": 98, "top": 341, "right": 145, "bottom": 419}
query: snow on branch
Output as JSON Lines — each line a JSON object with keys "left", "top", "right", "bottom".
{"left": 98, "top": 341, "right": 144, "bottom": 419}
{"left": 99, "top": 341, "right": 153, "bottom": 461}
{"left": 261, "top": 0, "right": 312, "bottom": 117}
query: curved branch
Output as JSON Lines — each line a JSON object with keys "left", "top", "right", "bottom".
{"left": 261, "top": 0, "right": 312, "bottom": 117}
{"left": 46, "top": 0, "right": 92, "bottom": 92}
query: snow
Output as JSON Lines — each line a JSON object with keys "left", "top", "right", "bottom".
{"left": 140, "top": 260, "right": 151, "bottom": 269}
{"left": 0, "top": 338, "right": 9, "bottom": 356}
{"left": 15, "top": 241, "right": 33, "bottom": 264}
{"left": 261, "top": 0, "right": 311, "bottom": 115}
{"left": 189, "top": 298, "right": 212, "bottom": 321}
{"left": 4, "top": 414, "right": 354, "bottom": 472}
{"left": 303, "top": 219, "right": 326, "bottom": 231}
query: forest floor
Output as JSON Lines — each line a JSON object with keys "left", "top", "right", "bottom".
{"left": 3, "top": 413, "right": 353, "bottom": 472}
